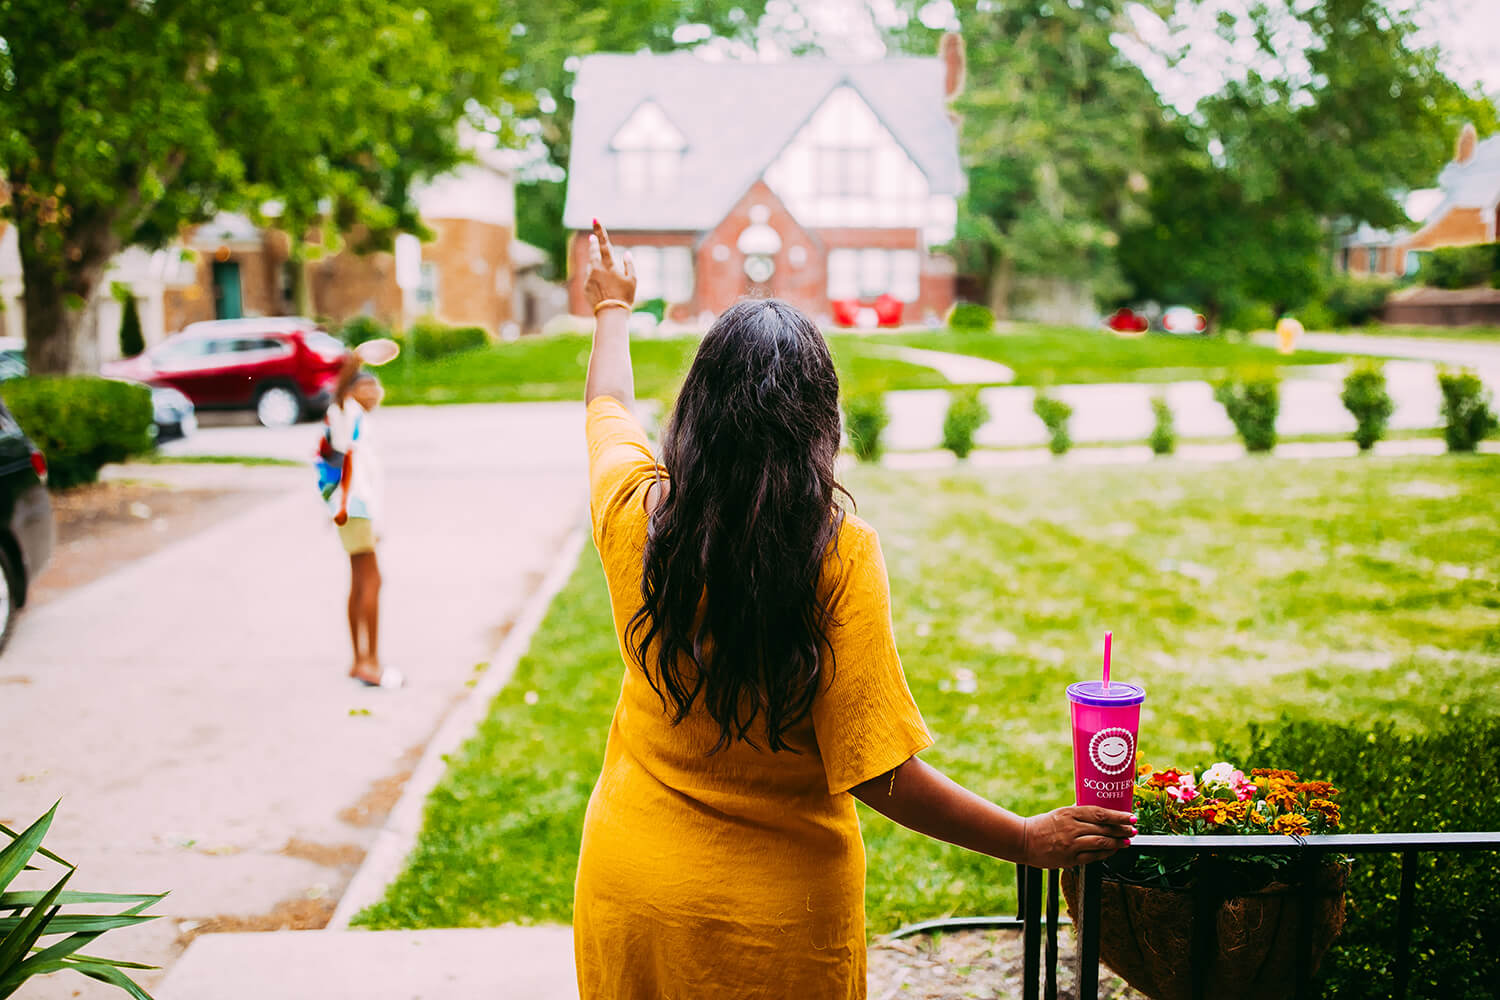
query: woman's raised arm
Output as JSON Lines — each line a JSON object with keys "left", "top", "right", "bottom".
{"left": 584, "top": 219, "right": 638, "bottom": 407}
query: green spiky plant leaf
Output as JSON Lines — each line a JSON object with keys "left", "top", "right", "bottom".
{"left": 0, "top": 803, "right": 166, "bottom": 998}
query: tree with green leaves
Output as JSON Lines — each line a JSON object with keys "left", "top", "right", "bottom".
{"left": 1117, "top": 0, "right": 1493, "bottom": 328}
{"left": 506, "top": 1, "right": 768, "bottom": 272}
{"left": 927, "top": 0, "right": 1160, "bottom": 317}
{"left": 0, "top": 1, "right": 515, "bottom": 374}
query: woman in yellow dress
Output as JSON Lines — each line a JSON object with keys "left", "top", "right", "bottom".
{"left": 575, "top": 220, "right": 1134, "bottom": 999}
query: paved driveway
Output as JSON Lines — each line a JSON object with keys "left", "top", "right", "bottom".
{"left": 1, "top": 402, "right": 588, "bottom": 999}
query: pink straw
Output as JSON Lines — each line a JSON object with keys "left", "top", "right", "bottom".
{"left": 1102, "top": 631, "right": 1113, "bottom": 690}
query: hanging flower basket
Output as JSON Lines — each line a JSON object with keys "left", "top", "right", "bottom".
{"left": 1062, "top": 859, "right": 1347, "bottom": 1000}
{"left": 1062, "top": 759, "right": 1351, "bottom": 1000}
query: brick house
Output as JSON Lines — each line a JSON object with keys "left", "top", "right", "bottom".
{"left": 0, "top": 143, "right": 527, "bottom": 367}
{"left": 562, "top": 38, "right": 967, "bottom": 325}
{"left": 1340, "top": 123, "right": 1500, "bottom": 278}
{"left": 166, "top": 147, "right": 522, "bottom": 338}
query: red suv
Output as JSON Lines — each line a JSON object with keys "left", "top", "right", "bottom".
{"left": 104, "top": 318, "right": 348, "bottom": 427}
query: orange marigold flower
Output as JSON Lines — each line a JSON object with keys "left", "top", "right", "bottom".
{"left": 1225, "top": 801, "right": 1251, "bottom": 823}
{"left": 1138, "top": 762, "right": 1154, "bottom": 777}
{"left": 1251, "top": 769, "right": 1300, "bottom": 782}
{"left": 1308, "top": 799, "right": 1342, "bottom": 827}
{"left": 1265, "top": 783, "right": 1299, "bottom": 810}
{"left": 1148, "top": 768, "right": 1185, "bottom": 787}
{"left": 1273, "top": 813, "right": 1312, "bottom": 836}
{"left": 1295, "top": 781, "right": 1337, "bottom": 798}
{"left": 1201, "top": 802, "right": 1229, "bottom": 825}
{"left": 1249, "top": 810, "right": 1270, "bottom": 826}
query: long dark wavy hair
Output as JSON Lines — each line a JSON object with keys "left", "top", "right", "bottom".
{"left": 627, "top": 298, "right": 848, "bottom": 753}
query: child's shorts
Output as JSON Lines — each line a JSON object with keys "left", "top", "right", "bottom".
{"left": 338, "top": 517, "right": 377, "bottom": 554}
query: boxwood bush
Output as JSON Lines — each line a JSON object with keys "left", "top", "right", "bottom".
{"left": 947, "top": 302, "right": 996, "bottom": 334}
{"left": 3, "top": 376, "right": 154, "bottom": 489}
{"left": 1214, "top": 374, "right": 1280, "bottom": 452}
{"left": 340, "top": 315, "right": 390, "bottom": 347}
{"left": 843, "top": 394, "right": 889, "bottom": 463}
{"left": 1437, "top": 369, "right": 1497, "bottom": 453}
{"left": 407, "top": 321, "right": 488, "bottom": 361}
{"left": 1032, "top": 391, "right": 1073, "bottom": 455}
{"left": 1221, "top": 718, "right": 1500, "bottom": 999}
{"left": 941, "top": 387, "right": 989, "bottom": 459}
{"left": 1341, "top": 363, "right": 1395, "bottom": 452}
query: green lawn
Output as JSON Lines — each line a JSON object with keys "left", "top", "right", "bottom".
{"left": 354, "top": 453, "right": 1500, "bottom": 934}
{"left": 378, "top": 324, "right": 1346, "bottom": 408}
{"left": 878, "top": 325, "right": 1344, "bottom": 385}
{"left": 381, "top": 332, "right": 950, "bottom": 407}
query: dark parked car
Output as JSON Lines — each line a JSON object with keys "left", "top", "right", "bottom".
{"left": 0, "top": 398, "right": 53, "bottom": 652}
{"left": 150, "top": 385, "right": 197, "bottom": 443}
{"left": 102, "top": 318, "right": 348, "bottom": 428}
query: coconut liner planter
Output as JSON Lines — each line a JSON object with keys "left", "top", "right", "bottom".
{"left": 1061, "top": 860, "right": 1348, "bottom": 1000}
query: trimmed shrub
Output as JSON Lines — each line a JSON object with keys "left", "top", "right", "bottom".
{"left": 1223, "top": 301, "right": 1276, "bottom": 334}
{"left": 407, "top": 321, "right": 488, "bottom": 361}
{"left": 1221, "top": 717, "right": 1500, "bottom": 999}
{"left": 1341, "top": 363, "right": 1395, "bottom": 452}
{"left": 941, "top": 387, "right": 989, "bottom": 459}
{"left": 1148, "top": 395, "right": 1176, "bottom": 456}
{"left": 947, "top": 302, "right": 996, "bottom": 334}
{"left": 3, "top": 376, "right": 154, "bottom": 489}
{"left": 1032, "top": 391, "right": 1073, "bottom": 456}
{"left": 118, "top": 296, "right": 144, "bottom": 359}
{"left": 634, "top": 298, "right": 667, "bottom": 323}
{"left": 844, "top": 394, "right": 889, "bottom": 463}
{"left": 1325, "top": 275, "right": 1395, "bottom": 327}
{"left": 1422, "top": 242, "right": 1500, "bottom": 290}
{"left": 341, "top": 315, "right": 390, "bottom": 347}
{"left": 1437, "top": 369, "right": 1497, "bottom": 453}
{"left": 1214, "top": 374, "right": 1280, "bottom": 453}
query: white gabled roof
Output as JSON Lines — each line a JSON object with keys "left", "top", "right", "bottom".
{"left": 563, "top": 52, "right": 964, "bottom": 231}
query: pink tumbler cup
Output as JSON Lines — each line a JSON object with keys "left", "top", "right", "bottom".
{"left": 1067, "top": 680, "right": 1146, "bottom": 812}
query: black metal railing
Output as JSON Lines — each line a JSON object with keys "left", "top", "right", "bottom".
{"left": 1046, "top": 832, "right": 1500, "bottom": 1000}
{"left": 892, "top": 832, "right": 1500, "bottom": 1000}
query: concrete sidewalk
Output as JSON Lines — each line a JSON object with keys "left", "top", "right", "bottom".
{"left": 160, "top": 926, "right": 578, "bottom": 1000}
{"left": 3, "top": 402, "right": 588, "bottom": 1000}
{"left": 883, "top": 359, "right": 1484, "bottom": 452}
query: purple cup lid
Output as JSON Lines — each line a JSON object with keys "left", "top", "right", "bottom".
{"left": 1067, "top": 680, "right": 1146, "bottom": 707}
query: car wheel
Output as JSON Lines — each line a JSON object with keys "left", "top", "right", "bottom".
{"left": 0, "top": 543, "right": 19, "bottom": 656}
{"left": 256, "top": 385, "right": 303, "bottom": 428}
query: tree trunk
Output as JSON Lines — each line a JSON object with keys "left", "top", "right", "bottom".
{"left": 19, "top": 215, "right": 121, "bottom": 376}
{"left": 289, "top": 243, "right": 313, "bottom": 317}
{"left": 988, "top": 254, "right": 1014, "bottom": 321}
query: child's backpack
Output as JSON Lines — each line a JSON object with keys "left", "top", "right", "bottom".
{"left": 315, "top": 409, "right": 361, "bottom": 501}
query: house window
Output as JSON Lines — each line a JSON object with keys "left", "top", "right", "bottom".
{"left": 622, "top": 246, "right": 694, "bottom": 303}
{"left": 827, "top": 249, "right": 921, "bottom": 302}
{"left": 612, "top": 101, "right": 687, "bottom": 197}
{"left": 1367, "top": 248, "right": 1379, "bottom": 273}
{"left": 618, "top": 149, "right": 682, "bottom": 196}
{"left": 828, "top": 249, "right": 859, "bottom": 300}
{"left": 416, "top": 261, "right": 439, "bottom": 312}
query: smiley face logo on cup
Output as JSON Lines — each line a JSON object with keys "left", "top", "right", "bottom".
{"left": 1089, "top": 727, "right": 1136, "bottom": 775}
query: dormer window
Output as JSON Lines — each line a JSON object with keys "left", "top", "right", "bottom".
{"left": 612, "top": 101, "right": 686, "bottom": 197}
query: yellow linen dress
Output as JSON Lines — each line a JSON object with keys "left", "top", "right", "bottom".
{"left": 575, "top": 396, "right": 933, "bottom": 999}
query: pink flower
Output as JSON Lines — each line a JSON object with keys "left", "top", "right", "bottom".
{"left": 1234, "top": 780, "right": 1257, "bottom": 801}
{"left": 1166, "top": 773, "right": 1200, "bottom": 802}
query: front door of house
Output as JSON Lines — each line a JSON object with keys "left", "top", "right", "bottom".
{"left": 212, "top": 260, "right": 243, "bottom": 320}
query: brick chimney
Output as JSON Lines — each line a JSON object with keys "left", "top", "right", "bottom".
{"left": 1456, "top": 122, "right": 1478, "bottom": 164}
{"left": 940, "top": 32, "right": 965, "bottom": 101}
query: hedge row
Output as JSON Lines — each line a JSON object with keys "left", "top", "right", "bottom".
{"left": 3, "top": 377, "right": 154, "bottom": 490}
